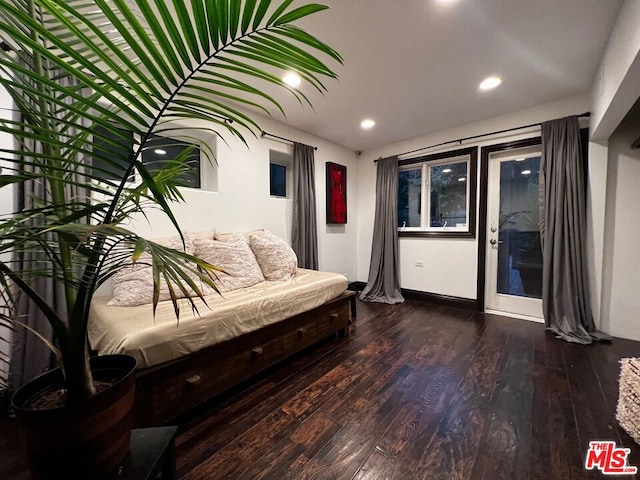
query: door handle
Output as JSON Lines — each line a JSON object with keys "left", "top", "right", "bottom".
{"left": 489, "top": 239, "right": 503, "bottom": 245}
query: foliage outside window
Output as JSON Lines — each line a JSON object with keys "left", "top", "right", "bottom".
{"left": 92, "top": 130, "right": 204, "bottom": 189}
{"left": 142, "top": 136, "right": 202, "bottom": 189}
{"left": 398, "top": 146, "right": 478, "bottom": 238}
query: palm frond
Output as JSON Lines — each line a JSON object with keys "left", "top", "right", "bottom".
{"left": 0, "top": 0, "right": 341, "bottom": 400}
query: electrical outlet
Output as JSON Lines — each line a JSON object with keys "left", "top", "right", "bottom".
{"left": 415, "top": 261, "right": 424, "bottom": 267}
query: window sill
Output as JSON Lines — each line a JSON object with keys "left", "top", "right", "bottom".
{"left": 398, "top": 230, "right": 476, "bottom": 239}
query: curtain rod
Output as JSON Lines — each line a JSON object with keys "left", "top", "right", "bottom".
{"left": 374, "top": 111, "right": 591, "bottom": 162}
{"left": 261, "top": 130, "right": 318, "bottom": 151}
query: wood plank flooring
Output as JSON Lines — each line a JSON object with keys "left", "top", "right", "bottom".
{"left": 1, "top": 297, "right": 640, "bottom": 479}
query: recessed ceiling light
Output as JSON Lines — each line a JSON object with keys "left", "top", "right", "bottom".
{"left": 458, "top": 176, "right": 466, "bottom": 182}
{"left": 514, "top": 157, "right": 525, "bottom": 162}
{"left": 283, "top": 72, "right": 301, "bottom": 87}
{"left": 521, "top": 169, "right": 532, "bottom": 175}
{"left": 442, "top": 168, "right": 452, "bottom": 173}
{"left": 361, "top": 119, "right": 376, "bottom": 129}
{"left": 479, "top": 76, "right": 502, "bottom": 91}
{"left": 154, "top": 148, "right": 167, "bottom": 155}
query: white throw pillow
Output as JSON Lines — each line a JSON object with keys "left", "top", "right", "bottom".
{"left": 214, "top": 229, "right": 265, "bottom": 242}
{"left": 108, "top": 235, "right": 213, "bottom": 307}
{"left": 193, "top": 238, "right": 265, "bottom": 292}
{"left": 186, "top": 230, "right": 216, "bottom": 242}
{"left": 248, "top": 231, "right": 298, "bottom": 281}
{"left": 109, "top": 267, "right": 182, "bottom": 307}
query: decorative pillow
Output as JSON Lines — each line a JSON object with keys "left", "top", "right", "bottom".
{"left": 151, "top": 234, "right": 195, "bottom": 254}
{"left": 214, "top": 229, "right": 265, "bottom": 242}
{"left": 193, "top": 238, "right": 265, "bottom": 292}
{"left": 186, "top": 230, "right": 216, "bottom": 242}
{"left": 212, "top": 232, "right": 246, "bottom": 244}
{"left": 248, "top": 231, "right": 298, "bottom": 281}
{"left": 108, "top": 235, "right": 213, "bottom": 307}
{"left": 109, "top": 267, "right": 187, "bottom": 307}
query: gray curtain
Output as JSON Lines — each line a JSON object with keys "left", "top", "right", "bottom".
{"left": 539, "top": 116, "right": 610, "bottom": 343}
{"left": 360, "top": 156, "right": 404, "bottom": 304}
{"left": 8, "top": 74, "right": 90, "bottom": 393}
{"left": 292, "top": 142, "right": 318, "bottom": 270}
{"left": 9, "top": 133, "right": 60, "bottom": 393}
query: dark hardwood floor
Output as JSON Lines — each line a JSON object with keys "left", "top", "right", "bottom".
{"left": 2, "top": 298, "right": 640, "bottom": 479}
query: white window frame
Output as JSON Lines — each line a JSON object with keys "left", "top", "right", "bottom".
{"left": 269, "top": 149, "right": 293, "bottom": 199}
{"left": 141, "top": 124, "right": 219, "bottom": 193}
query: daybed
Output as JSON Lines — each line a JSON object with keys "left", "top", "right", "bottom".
{"left": 88, "top": 230, "right": 354, "bottom": 426}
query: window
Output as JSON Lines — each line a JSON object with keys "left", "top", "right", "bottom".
{"left": 91, "top": 125, "right": 135, "bottom": 182}
{"left": 92, "top": 126, "right": 218, "bottom": 192}
{"left": 397, "top": 146, "right": 477, "bottom": 238}
{"left": 398, "top": 168, "right": 422, "bottom": 227}
{"left": 90, "top": 120, "right": 218, "bottom": 192}
{"left": 142, "top": 136, "right": 201, "bottom": 189}
{"left": 269, "top": 149, "right": 292, "bottom": 198}
{"left": 270, "top": 163, "right": 287, "bottom": 197}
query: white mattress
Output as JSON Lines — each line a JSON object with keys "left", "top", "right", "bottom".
{"left": 88, "top": 269, "right": 347, "bottom": 369}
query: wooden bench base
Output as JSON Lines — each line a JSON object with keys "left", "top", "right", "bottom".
{"left": 133, "top": 291, "right": 355, "bottom": 426}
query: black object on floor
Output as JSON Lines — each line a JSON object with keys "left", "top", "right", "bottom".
{"left": 111, "top": 426, "right": 178, "bottom": 480}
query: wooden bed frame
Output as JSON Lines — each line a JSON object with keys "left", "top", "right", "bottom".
{"left": 133, "top": 290, "right": 356, "bottom": 426}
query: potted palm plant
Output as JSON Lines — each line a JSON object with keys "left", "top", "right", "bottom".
{"left": 0, "top": 0, "right": 341, "bottom": 478}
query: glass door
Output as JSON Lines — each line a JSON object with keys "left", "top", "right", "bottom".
{"left": 485, "top": 146, "right": 543, "bottom": 321}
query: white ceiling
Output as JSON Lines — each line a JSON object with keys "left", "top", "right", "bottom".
{"left": 263, "top": 0, "right": 623, "bottom": 151}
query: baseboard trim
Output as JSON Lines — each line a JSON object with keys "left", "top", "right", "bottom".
{"left": 401, "top": 289, "right": 478, "bottom": 311}
{"left": 350, "top": 283, "right": 478, "bottom": 311}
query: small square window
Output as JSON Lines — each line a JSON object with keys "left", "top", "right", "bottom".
{"left": 142, "top": 136, "right": 201, "bottom": 189}
{"left": 270, "top": 163, "right": 287, "bottom": 197}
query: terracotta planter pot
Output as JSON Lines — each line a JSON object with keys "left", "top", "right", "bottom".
{"left": 12, "top": 354, "right": 137, "bottom": 480}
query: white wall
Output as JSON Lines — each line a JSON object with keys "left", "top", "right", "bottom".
{"left": 0, "top": 84, "right": 14, "bottom": 241}
{"left": 0, "top": 83, "right": 14, "bottom": 386}
{"left": 356, "top": 94, "right": 590, "bottom": 299}
{"left": 588, "top": 0, "right": 640, "bottom": 340}
{"left": 598, "top": 103, "right": 640, "bottom": 341}
{"left": 127, "top": 114, "right": 359, "bottom": 281}
{"left": 591, "top": 0, "right": 640, "bottom": 141}
{"left": 585, "top": 141, "right": 608, "bottom": 327}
